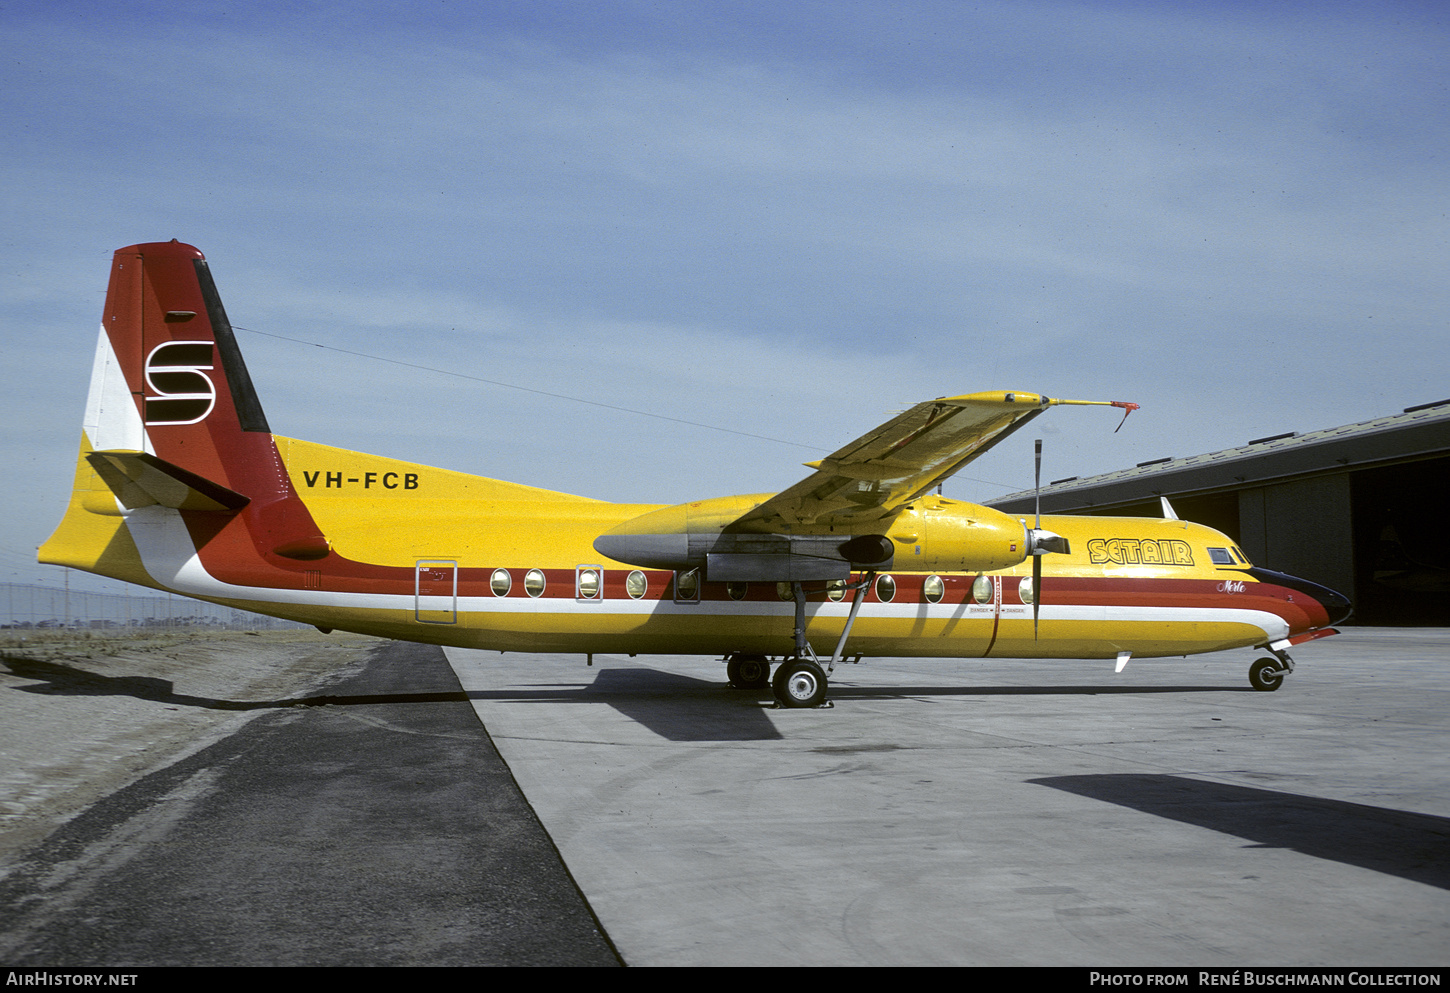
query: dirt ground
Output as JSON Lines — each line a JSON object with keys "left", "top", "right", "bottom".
{"left": 0, "top": 628, "right": 379, "bottom": 866}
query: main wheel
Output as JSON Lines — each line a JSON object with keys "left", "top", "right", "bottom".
{"left": 1249, "top": 657, "right": 1284, "bottom": 692}
{"left": 727, "top": 654, "right": 771, "bottom": 689}
{"left": 772, "top": 659, "right": 828, "bottom": 708}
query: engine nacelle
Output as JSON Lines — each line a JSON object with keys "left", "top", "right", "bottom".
{"left": 594, "top": 494, "right": 1029, "bottom": 581}
{"left": 593, "top": 495, "right": 894, "bottom": 581}
{"left": 887, "top": 498, "right": 1031, "bottom": 573}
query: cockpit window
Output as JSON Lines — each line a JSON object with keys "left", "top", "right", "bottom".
{"left": 1232, "top": 546, "right": 1250, "bottom": 565}
{"left": 1207, "top": 547, "right": 1235, "bottom": 565}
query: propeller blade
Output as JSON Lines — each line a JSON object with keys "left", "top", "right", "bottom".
{"left": 1034, "top": 438, "right": 1042, "bottom": 639}
{"left": 1033, "top": 549, "right": 1042, "bottom": 638}
{"left": 1034, "top": 439, "right": 1042, "bottom": 531}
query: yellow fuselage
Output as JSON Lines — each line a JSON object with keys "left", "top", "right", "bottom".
{"left": 43, "top": 435, "right": 1337, "bottom": 662}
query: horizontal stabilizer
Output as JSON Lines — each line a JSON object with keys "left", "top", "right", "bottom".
{"left": 86, "top": 450, "right": 250, "bottom": 512}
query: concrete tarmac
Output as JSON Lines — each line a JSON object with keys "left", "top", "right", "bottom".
{"left": 447, "top": 628, "right": 1450, "bottom": 967}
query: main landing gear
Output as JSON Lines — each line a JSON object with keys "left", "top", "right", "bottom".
{"left": 725, "top": 653, "right": 830, "bottom": 708}
{"left": 772, "top": 658, "right": 828, "bottom": 708}
{"left": 1249, "top": 649, "right": 1294, "bottom": 691}
{"left": 762, "top": 578, "right": 852, "bottom": 708}
{"left": 725, "top": 654, "right": 771, "bottom": 690}
{"left": 740, "top": 575, "right": 877, "bottom": 708}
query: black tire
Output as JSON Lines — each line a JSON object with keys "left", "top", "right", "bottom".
{"left": 726, "top": 655, "right": 771, "bottom": 689}
{"left": 1249, "top": 657, "right": 1284, "bottom": 692}
{"left": 772, "top": 659, "right": 828, "bottom": 708}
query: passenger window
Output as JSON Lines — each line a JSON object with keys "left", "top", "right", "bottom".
{"left": 972, "top": 574, "right": 994, "bottom": 604}
{"left": 626, "top": 570, "right": 648, "bottom": 599}
{"left": 874, "top": 574, "right": 896, "bottom": 602}
{"left": 577, "top": 567, "right": 601, "bottom": 600}
{"left": 490, "top": 568, "right": 512, "bottom": 596}
{"left": 675, "top": 569, "right": 700, "bottom": 602}
{"left": 524, "top": 569, "right": 546, "bottom": 598}
{"left": 727, "top": 582, "right": 748, "bottom": 601}
{"left": 923, "top": 575, "right": 944, "bottom": 604}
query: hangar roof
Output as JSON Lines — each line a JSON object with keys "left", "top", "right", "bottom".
{"left": 988, "top": 399, "right": 1450, "bottom": 514}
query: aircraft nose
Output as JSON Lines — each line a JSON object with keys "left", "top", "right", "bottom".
{"left": 1248, "top": 567, "right": 1353, "bottom": 627}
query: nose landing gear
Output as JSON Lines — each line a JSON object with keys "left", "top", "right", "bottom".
{"left": 1249, "top": 650, "right": 1294, "bottom": 691}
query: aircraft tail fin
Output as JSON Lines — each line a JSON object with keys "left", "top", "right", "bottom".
{"left": 41, "top": 241, "right": 329, "bottom": 579}
{"left": 84, "top": 240, "right": 273, "bottom": 477}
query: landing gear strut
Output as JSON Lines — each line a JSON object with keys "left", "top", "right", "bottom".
{"left": 770, "top": 575, "right": 874, "bottom": 708}
{"left": 1249, "top": 650, "right": 1294, "bottom": 691}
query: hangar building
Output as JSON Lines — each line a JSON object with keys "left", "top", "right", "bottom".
{"left": 988, "top": 400, "right": 1450, "bottom": 625}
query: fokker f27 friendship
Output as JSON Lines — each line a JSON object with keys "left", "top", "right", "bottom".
{"left": 41, "top": 242, "right": 1352, "bottom": 707}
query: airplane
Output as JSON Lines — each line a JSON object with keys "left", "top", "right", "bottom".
{"left": 40, "top": 241, "right": 1352, "bottom": 708}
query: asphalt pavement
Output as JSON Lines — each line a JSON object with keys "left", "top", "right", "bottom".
{"left": 0, "top": 639, "right": 620, "bottom": 966}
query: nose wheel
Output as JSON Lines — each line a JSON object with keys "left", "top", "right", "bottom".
{"left": 1249, "top": 654, "right": 1292, "bottom": 691}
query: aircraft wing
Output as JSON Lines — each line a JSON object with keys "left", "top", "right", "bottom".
{"left": 726, "top": 391, "right": 1134, "bottom": 534}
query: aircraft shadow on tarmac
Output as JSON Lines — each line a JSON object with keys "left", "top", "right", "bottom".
{"left": 3, "top": 654, "right": 1239, "bottom": 744}
{"left": 0, "top": 655, "right": 779, "bottom": 743}
{"left": 462, "top": 666, "right": 1239, "bottom": 743}
{"left": 465, "top": 667, "right": 787, "bottom": 742}
{"left": 1030, "top": 774, "right": 1450, "bottom": 891}
{"left": 0, "top": 654, "right": 469, "bottom": 712}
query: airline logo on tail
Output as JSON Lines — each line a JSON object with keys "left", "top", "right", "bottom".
{"left": 144, "top": 341, "right": 216, "bottom": 425}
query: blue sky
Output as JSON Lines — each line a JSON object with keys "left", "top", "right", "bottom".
{"left": 2, "top": 1, "right": 1446, "bottom": 594}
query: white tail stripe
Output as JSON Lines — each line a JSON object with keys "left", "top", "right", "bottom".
{"left": 83, "top": 325, "right": 149, "bottom": 453}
